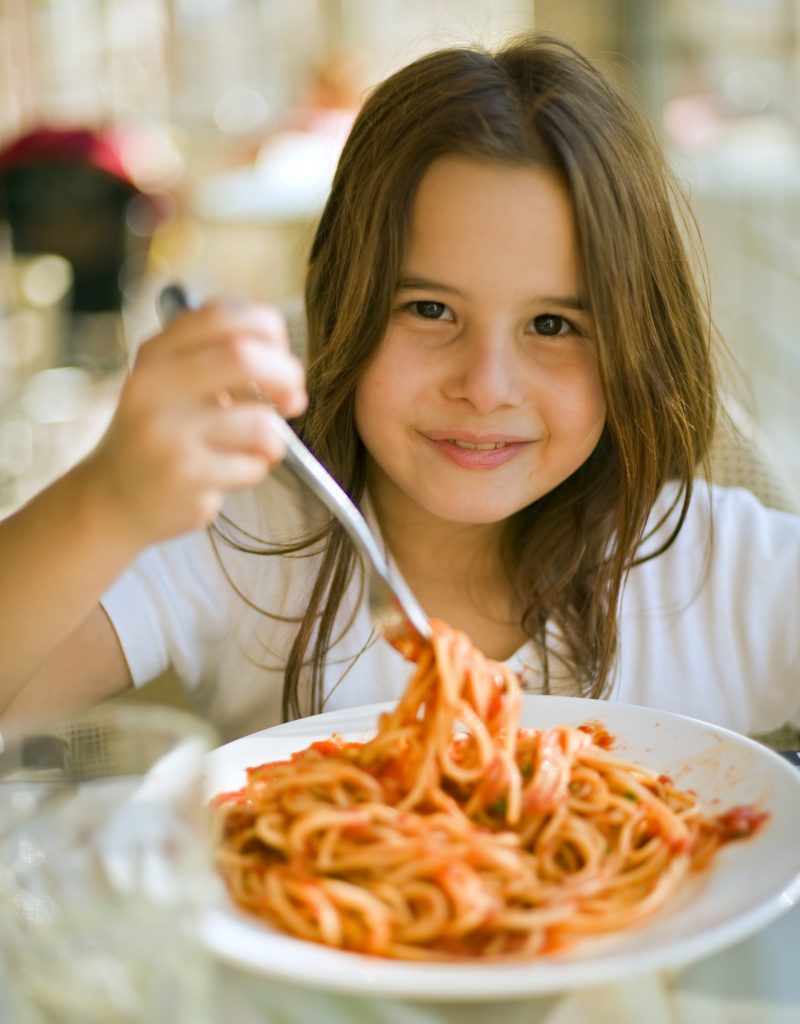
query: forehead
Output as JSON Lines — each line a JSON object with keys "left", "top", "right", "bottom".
{"left": 405, "top": 155, "right": 581, "bottom": 288}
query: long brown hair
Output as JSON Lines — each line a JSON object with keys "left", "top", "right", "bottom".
{"left": 226, "top": 34, "right": 717, "bottom": 719}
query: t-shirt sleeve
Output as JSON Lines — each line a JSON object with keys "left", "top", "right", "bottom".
{"left": 98, "top": 474, "right": 315, "bottom": 697}
{"left": 100, "top": 527, "right": 233, "bottom": 690}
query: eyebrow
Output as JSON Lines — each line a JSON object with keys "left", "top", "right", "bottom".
{"left": 396, "top": 275, "right": 589, "bottom": 312}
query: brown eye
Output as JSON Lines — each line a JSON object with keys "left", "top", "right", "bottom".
{"left": 532, "top": 314, "right": 569, "bottom": 336}
{"left": 410, "top": 301, "right": 452, "bottom": 321}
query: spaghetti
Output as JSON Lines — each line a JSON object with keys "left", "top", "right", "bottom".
{"left": 212, "top": 620, "right": 767, "bottom": 960}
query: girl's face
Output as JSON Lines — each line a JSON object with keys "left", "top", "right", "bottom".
{"left": 354, "top": 155, "right": 606, "bottom": 528}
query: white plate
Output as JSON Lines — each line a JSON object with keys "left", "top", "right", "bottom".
{"left": 201, "top": 696, "right": 800, "bottom": 1001}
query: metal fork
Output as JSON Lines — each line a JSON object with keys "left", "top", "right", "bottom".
{"left": 157, "top": 283, "right": 432, "bottom": 653}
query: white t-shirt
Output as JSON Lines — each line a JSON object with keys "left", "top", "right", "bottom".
{"left": 101, "top": 474, "right": 800, "bottom": 742}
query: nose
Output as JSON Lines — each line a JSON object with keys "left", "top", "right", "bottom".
{"left": 441, "top": 326, "right": 524, "bottom": 413}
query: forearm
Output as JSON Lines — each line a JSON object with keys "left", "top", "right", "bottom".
{"left": 0, "top": 457, "right": 143, "bottom": 707}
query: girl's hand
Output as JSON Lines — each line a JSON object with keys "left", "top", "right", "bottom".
{"left": 85, "top": 301, "right": 308, "bottom": 550}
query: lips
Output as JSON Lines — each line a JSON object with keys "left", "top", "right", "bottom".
{"left": 422, "top": 430, "right": 531, "bottom": 470}
{"left": 424, "top": 429, "right": 531, "bottom": 446}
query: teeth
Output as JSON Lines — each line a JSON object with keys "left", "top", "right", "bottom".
{"left": 450, "top": 440, "right": 507, "bottom": 450}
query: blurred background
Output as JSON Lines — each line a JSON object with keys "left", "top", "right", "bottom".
{"left": 0, "top": 0, "right": 798, "bottom": 516}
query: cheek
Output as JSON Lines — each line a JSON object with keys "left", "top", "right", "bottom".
{"left": 585, "top": 367, "right": 607, "bottom": 430}
{"left": 355, "top": 340, "right": 420, "bottom": 423}
{"left": 354, "top": 354, "right": 395, "bottom": 441}
{"left": 542, "top": 365, "right": 605, "bottom": 440}
{"left": 582, "top": 382, "right": 607, "bottom": 437}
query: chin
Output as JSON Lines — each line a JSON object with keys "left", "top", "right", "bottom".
{"left": 421, "top": 492, "right": 531, "bottom": 526}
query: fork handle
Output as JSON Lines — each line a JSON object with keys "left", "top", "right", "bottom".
{"left": 266, "top": 411, "right": 390, "bottom": 573}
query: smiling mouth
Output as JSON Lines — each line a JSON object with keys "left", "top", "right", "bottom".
{"left": 426, "top": 434, "right": 527, "bottom": 470}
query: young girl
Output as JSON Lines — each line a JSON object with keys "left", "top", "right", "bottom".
{"left": 1, "top": 35, "right": 798, "bottom": 742}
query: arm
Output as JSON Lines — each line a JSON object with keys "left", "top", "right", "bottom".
{"left": 0, "top": 301, "right": 307, "bottom": 716}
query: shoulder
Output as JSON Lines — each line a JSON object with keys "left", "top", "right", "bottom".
{"left": 627, "top": 479, "right": 800, "bottom": 625}
{"left": 640, "top": 479, "right": 800, "bottom": 562}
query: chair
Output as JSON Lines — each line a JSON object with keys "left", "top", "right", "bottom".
{"left": 707, "top": 396, "right": 800, "bottom": 515}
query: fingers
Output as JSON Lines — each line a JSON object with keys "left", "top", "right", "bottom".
{"left": 149, "top": 300, "right": 291, "bottom": 355}
{"left": 202, "top": 403, "right": 289, "bottom": 462}
{"left": 190, "top": 449, "right": 278, "bottom": 494}
{"left": 136, "top": 301, "right": 308, "bottom": 417}
{"left": 178, "top": 338, "right": 307, "bottom": 417}
{"left": 92, "top": 298, "right": 311, "bottom": 546}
